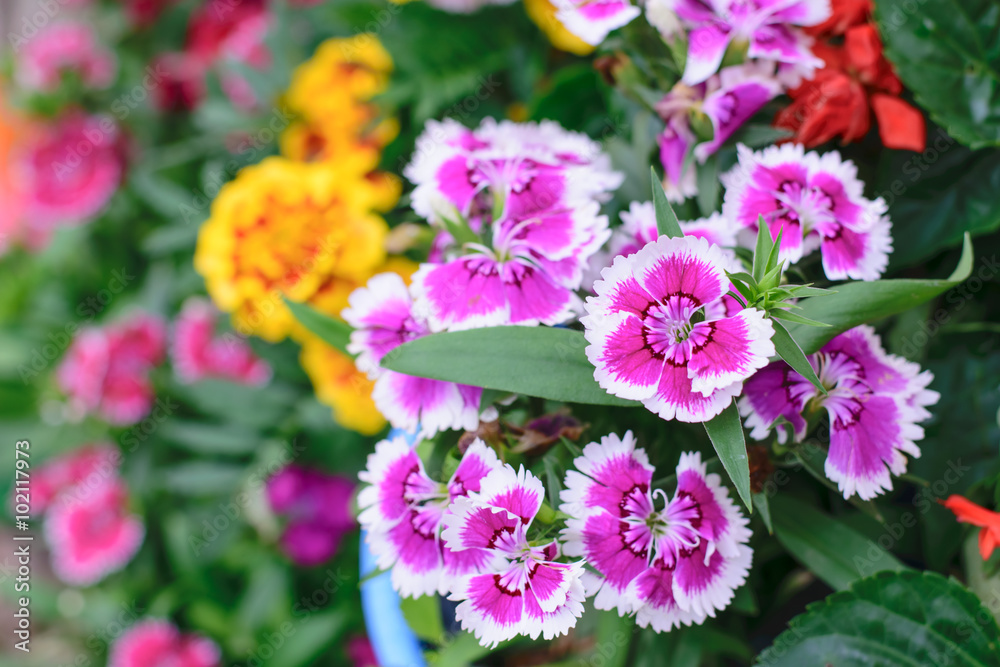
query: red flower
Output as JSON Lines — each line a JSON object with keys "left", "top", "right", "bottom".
{"left": 775, "top": 0, "right": 925, "bottom": 151}
{"left": 942, "top": 495, "right": 1000, "bottom": 560}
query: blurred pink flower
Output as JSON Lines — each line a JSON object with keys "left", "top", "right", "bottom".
{"left": 44, "top": 478, "right": 144, "bottom": 586}
{"left": 57, "top": 313, "right": 167, "bottom": 426}
{"left": 108, "top": 619, "right": 220, "bottom": 667}
{"left": 266, "top": 465, "right": 356, "bottom": 566}
{"left": 17, "top": 22, "right": 117, "bottom": 92}
{"left": 19, "top": 111, "right": 127, "bottom": 228}
{"left": 19, "top": 443, "right": 119, "bottom": 516}
{"left": 150, "top": 52, "right": 207, "bottom": 112}
{"left": 171, "top": 297, "right": 271, "bottom": 386}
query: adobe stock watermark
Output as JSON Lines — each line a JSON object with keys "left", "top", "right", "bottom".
{"left": 17, "top": 267, "right": 136, "bottom": 384}
{"left": 188, "top": 438, "right": 307, "bottom": 557}
{"left": 237, "top": 567, "right": 353, "bottom": 667}
{"left": 898, "top": 254, "right": 1000, "bottom": 358}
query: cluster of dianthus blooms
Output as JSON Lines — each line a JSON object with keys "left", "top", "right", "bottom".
{"left": 359, "top": 432, "right": 751, "bottom": 646}
{"left": 56, "top": 307, "right": 270, "bottom": 426}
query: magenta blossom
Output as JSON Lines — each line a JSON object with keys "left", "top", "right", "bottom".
{"left": 657, "top": 64, "right": 781, "bottom": 202}
{"left": 345, "top": 272, "right": 482, "bottom": 437}
{"left": 359, "top": 437, "right": 502, "bottom": 598}
{"left": 740, "top": 325, "right": 938, "bottom": 500}
{"left": 17, "top": 22, "right": 116, "bottom": 92}
{"left": 583, "top": 235, "right": 775, "bottom": 423}
{"left": 561, "top": 433, "right": 752, "bottom": 630}
{"left": 108, "top": 619, "right": 220, "bottom": 667}
{"left": 171, "top": 297, "right": 271, "bottom": 386}
{"left": 405, "top": 118, "right": 621, "bottom": 331}
{"left": 668, "top": 0, "right": 829, "bottom": 85}
{"left": 44, "top": 477, "right": 144, "bottom": 586}
{"left": 266, "top": 465, "right": 356, "bottom": 566}
{"left": 441, "top": 464, "right": 586, "bottom": 647}
{"left": 57, "top": 312, "right": 167, "bottom": 426}
{"left": 552, "top": 0, "right": 641, "bottom": 46}
{"left": 20, "top": 443, "right": 118, "bottom": 516}
{"left": 722, "top": 143, "right": 892, "bottom": 280}
{"left": 20, "top": 112, "right": 127, "bottom": 228}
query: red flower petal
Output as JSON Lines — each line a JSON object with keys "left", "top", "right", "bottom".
{"left": 871, "top": 93, "right": 926, "bottom": 152}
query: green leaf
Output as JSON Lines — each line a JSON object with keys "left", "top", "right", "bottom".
{"left": 771, "top": 495, "right": 906, "bottom": 591}
{"left": 703, "top": 400, "right": 752, "bottom": 512}
{"left": 786, "top": 234, "right": 973, "bottom": 354}
{"left": 284, "top": 298, "right": 353, "bottom": 357}
{"left": 381, "top": 326, "right": 639, "bottom": 407}
{"left": 769, "top": 309, "right": 831, "bottom": 328}
{"left": 785, "top": 285, "right": 836, "bottom": 298}
{"left": 877, "top": 147, "right": 1000, "bottom": 268}
{"left": 160, "top": 421, "right": 261, "bottom": 455}
{"left": 755, "top": 571, "right": 1000, "bottom": 667}
{"left": 159, "top": 461, "right": 246, "bottom": 497}
{"left": 875, "top": 0, "right": 1000, "bottom": 149}
{"left": 439, "top": 212, "right": 480, "bottom": 247}
{"left": 400, "top": 595, "right": 445, "bottom": 644}
{"left": 771, "top": 320, "right": 826, "bottom": 394}
{"left": 651, "top": 167, "right": 684, "bottom": 238}
{"left": 262, "top": 611, "right": 348, "bottom": 667}
{"left": 753, "top": 491, "right": 773, "bottom": 535}
{"left": 752, "top": 216, "right": 773, "bottom": 283}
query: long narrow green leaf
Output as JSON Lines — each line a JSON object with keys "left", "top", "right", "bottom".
{"left": 771, "top": 495, "right": 906, "bottom": 591}
{"left": 284, "top": 298, "right": 353, "bottom": 357}
{"left": 769, "top": 308, "right": 830, "bottom": 328}
{"left": 703, "top": 400, "right": 752, "bottom": 512}
{"left": 381, "top": 327, "right": 639, "bottom": 407}
{"left": 771, "top": 320, "right": 826, "bottom": 394}
{"left": 788, "top": 234, "right": 974, "bottom": 353}
{"left": 651, "top": 167, "right": 684, "bottom": 238}
{"left": 752, "top": 216, "right": 773, "bottom": 282}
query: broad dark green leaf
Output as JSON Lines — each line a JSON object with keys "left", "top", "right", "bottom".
{"left": 262, "top": 611, "right": 348, "bottom": 667}
{"left": 755, "top": 571, "right": 1000, "bottom": 667}
{"left": 703, "top": 400, "right": 752, "bottom": 512}
{"left": 381, "top": 326, "right": 639, "bottom": 407}
{"left": 771, "top": 495, "right": 906, "bottom": 591}
{"left": 786, "top": 234, "right": 973, "bottom": 353}
{"left": 875, "top": 0, "right": 1000, "bottom": 149}
{"left": 284, "top": 298, "right": 353, "bottom": 357}
{"left": 652, "top": 167, "right": 684, "bottom": 238}
{"left": 878, "top": 145, "right": 1000, "bottom": 268}
{"left": 771, "top": 320, "right": 825, "bottom": 393}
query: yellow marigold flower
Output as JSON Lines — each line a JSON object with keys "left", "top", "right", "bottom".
{"left": 524, "top": 0, "right": 596, "bottom": 56}
{"left": 299, "top": 338, "right": 386, "bottom": 436}
{"left": 285, "top": 35, "right": 393, "bottom": 132}
{"left": 195, "top": 157, "right": 389, "bottom": 342}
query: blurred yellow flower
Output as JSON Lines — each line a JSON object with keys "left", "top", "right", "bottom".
{"left": 195, "top": 157, "right": 390, "bottom": 342}
{"left": 284, "top": 35, "right": 394, "bottom": 141}
{"left": 299, "top": 339, "right": 386, "bottom": 436}
{"left": 524, "top": 0, "right": 596, "bottom": 56}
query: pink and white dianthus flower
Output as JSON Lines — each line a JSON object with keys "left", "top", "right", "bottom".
{"left": 551, "top": 0, "right": 641, "bottom": 46}
{"left": 442, "top": 464, "right": 586, "bottom": 647}
{"left": 561, "top": 432, "right": 752, "bottom": 630}
{"left": 424, "top": 0, "right": 517, "bottom": 12}
{"left": 405, "top": 118, "right": 621, "bottom": 331}
{"left": 19, "top": 112, "right": 127, "bottom": 228}
{"left": 108, "top": 619, "right": 220, "bottom": 667}
{"left": 17, "top": 22, "right": 117, "bottom": 92}
{"left": 44, "top": 478, "right": 144, "bottom": 586}
{"left": 57, "top": 312, "right": 167, "bottom": 426}
{"left": 172, "top": 297, "right": 271, "bottom": 386}
{"left": 740, "top": 325, "right": 938, "bottom": 500}
{"left": 722, "top": 143, "right": 892, "bottom": 280}
{"left": 358, "top": 436, "right": 502, "bottom": 598}
{"left": 667, "top": 0, "right": 829, "bottom": 85}
{"left": 656, "top": 64, "right": 781, "bottom": 202}
{"left": 345, "top": 272, "right": 483, "bottom": 437}
{"left": 583, "top": 235, "right": 775, "bottom": 422}
{"left": 24, "top": 443, "right": 119, "bottom": 516}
